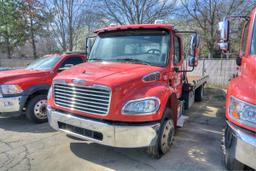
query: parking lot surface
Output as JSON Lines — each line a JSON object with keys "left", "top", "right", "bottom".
{"left": 0, "top": 88, "right": 227, "bottom": 171}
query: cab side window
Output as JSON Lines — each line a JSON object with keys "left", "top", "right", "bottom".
{"left": 241, "top": 22, "right": 249, "bottom": 56}
{"left": 60, "top": 57, "right": 83, "bottom": 68}
{"left": 173, "top": 36, "right": 181, "bottom": 65}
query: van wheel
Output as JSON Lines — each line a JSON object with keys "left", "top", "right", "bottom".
{"left": 224, "top": 125, "right": 244, "bottom": 170}
{"left": 26, "top": 95, "right": 48, "bottom": 123}
{"left": 147, "top": 108, "right": 175, "bottom": 159}
{"left": 195, "top": 85, "right": 204, "bottom": 102}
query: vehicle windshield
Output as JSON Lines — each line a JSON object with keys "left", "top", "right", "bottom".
{"left": 89, "top": 30, "right": 169, "bottom": 67}
{"left": 250, "top": 17, "right": 256, "bottom": 55}
{"left": 26, "top": 56, "right": 61, "bottom": 70}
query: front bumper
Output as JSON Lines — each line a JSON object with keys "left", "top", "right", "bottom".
{"left": 47, "top": 107, "right": 160, "bottom": 148}
{"left": 227, "top": 121, "right": 256, "bottom": 169}
{"left": 0, "top": 96, "right": 21, "bottom": 113}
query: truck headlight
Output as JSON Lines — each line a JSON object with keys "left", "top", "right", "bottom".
{"left": 0, "top": 85, "right": 23, "bottom": 95}
{"left": 122, "top": 97, "right": 160, "bottom": 115}
{"left": 229, "top": 96, "right": 256, "bottom": 128}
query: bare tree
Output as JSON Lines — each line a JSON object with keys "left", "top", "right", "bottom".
{"left": 98, "top": 0, "right": 178, "bottom": 25}
{"left": 180, "top": 0, "right": 255, "bottom": 58}
{"left": 46, "top": 0, "right": 88, "bottom": 52}
{"left": 23, "top": 0, "right": 51, "bottom": 59}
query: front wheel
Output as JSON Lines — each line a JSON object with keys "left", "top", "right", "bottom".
{"left": 195, "top": 85, "right": 204, "bottom": 102}
{"left": 224, "top": 125, "right": 245, "bottom": 170}
{"left": 147, "top": 108, "right": 175, "bottom": 159}
{"left": 26, "top": 95, "right": 48, "bottom": 123}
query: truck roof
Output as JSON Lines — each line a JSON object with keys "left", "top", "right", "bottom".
{"left": 95, "top": 24, "right": 174, "bottom": 33}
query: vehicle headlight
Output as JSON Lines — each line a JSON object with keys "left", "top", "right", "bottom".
{"left": 122, "top": 97, "right": 160, "bottom": 115}
{"left": 229, "top": 96, "right": 256, "bottom": 128}
{"left": 47, "top": 86, "right": 52, "bottom": 100}
{"left": 0, "top": 85, "right": 23, "bottom": 95}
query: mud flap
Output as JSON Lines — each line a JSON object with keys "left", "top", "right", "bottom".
{"left": 176, "top": 100, "right": 188, "bottom": 127}
{"left": 177, "top": 115, "right": 189, "bottom": 127}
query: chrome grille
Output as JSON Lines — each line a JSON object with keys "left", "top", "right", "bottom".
{"left": 54, "top": 83, "right": 111, "bottom": 115}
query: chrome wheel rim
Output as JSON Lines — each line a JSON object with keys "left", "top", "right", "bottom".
{"left": 34, "top": 99, "right": 47, "bottom": 120}
{"left": 160, "top": 120, "right": 175, "bottom": 154}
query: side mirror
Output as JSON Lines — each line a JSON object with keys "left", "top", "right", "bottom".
{"left": 188, "top": 55, "right": 196, "bottom": 67}
{"left": 218, "top": 18, "right": 230, "bottom": 51}
{"left": 58, "top": 64, "right": 74, "bottom": 72}
{"left": 188, "top": 33, "right": 200, "bottom": 67}
{"left": 86, "top": 37, "right": 96, "bottom": 56}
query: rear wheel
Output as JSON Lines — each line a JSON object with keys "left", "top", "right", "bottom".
{"left": 26, "top": 95, "right": 48, "bottom": 123}
{"left": 195, "top": 85, "right": 204, "bottom": 102}
{"left": 224, "top": 125, "right": 245, "bottom": 170}
{"left": 147, "top": 108, "right": 175, "bottom": 159}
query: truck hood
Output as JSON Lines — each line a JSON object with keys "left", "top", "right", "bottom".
{"left": 0, "top": 69, "right": 50, "bottom": 84}
{"left": 55, "top": 62, "right": 164, "bottom": 87}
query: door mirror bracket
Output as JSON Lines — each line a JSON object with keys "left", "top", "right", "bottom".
{"left": 173, "top": 31, "right": 200, "bottom": 72}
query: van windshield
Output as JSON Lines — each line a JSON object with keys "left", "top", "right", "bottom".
{"left": 89, "top": 30, "right": 169, "bottom": 67}
{"left": 26, "top": 56, "right": 61, "bottom": 70}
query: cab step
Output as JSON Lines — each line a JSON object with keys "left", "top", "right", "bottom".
{"left": 177, "top": 115, "right": 189, "bottom": 127}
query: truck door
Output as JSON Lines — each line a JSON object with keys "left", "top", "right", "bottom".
{"left": 171, "top": 35, "right": 183, "bottom": 98}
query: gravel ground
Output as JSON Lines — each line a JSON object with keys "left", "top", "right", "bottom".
{"left": 0, "top": 87, "right": 227, "bottom": 171}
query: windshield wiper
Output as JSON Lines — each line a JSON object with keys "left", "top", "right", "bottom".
{"left": 113, "top": 58, "right": 151, "bottom": 65}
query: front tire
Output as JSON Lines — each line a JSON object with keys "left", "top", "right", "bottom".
{"left": 195, "top": 85, "right": 204, "bottom": 102}
{"left": 26, "top": 95, "right": 48, "bottom": 123}
{"left": 147, "top": 108, "right": 175, "bottom": 159}
{"left": 224, "top": 125, "right": 244, "bottom": 170}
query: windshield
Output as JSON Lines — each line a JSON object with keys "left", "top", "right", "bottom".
{"left": 89, "top": 30, "right": 169, "bottom": 66}
{"left": 26, "top": 56, "right": 61, "bottom": 70}
{"left": 250, "top": 16, "right": 256, "bottom": 55}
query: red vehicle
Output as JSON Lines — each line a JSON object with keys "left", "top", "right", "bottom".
{"left": 218, "top": 7, "right": 256, "bottom": 170}
{"left": 0, "top": 52, "right": 86, "bottom": 123}
{"left": 47, "top": 23, "right": 208, "bottom": 158}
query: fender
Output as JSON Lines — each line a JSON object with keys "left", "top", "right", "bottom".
{"left": 117, "top": 82, "right": 177, "bottom": 122}
{"left": 20, "top": 84, "right": 50, "bottom": 111}
{"left": 226, "top": 76, "right": 256, "bottom": 132}
{"left": 161, "top": 91, "right": 178, "bottom": 126}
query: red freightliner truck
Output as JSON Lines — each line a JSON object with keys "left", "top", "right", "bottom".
{"left": 47, "top": 23, "right": 208, "bottom": 158}
{"left": 218, "top": 7, "right": 256, "bottom": 170}
{"left": 0, "top": 52, "right": 86, "bottom": 123}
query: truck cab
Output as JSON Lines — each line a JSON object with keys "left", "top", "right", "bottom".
{"left": 47, "top": 24, "right": 207, "bottom": 158}
{"left": 218, "top": 7, "right": 256, "bottom": 170}
{"left": 0, "top": 53, "right": 86, "bottom": 123}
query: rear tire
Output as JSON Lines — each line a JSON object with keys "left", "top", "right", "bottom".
{"left": 195, "top": 85, "right": 204, "bottom": 102}
{"left": 147, "top": 108, "right": 175, "bottom": 159}
{"left": 224, "top": 125, "right": 245, "bottom": 170}
{"left": 26, "top": 95, "right": 48, "bottom": 123}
